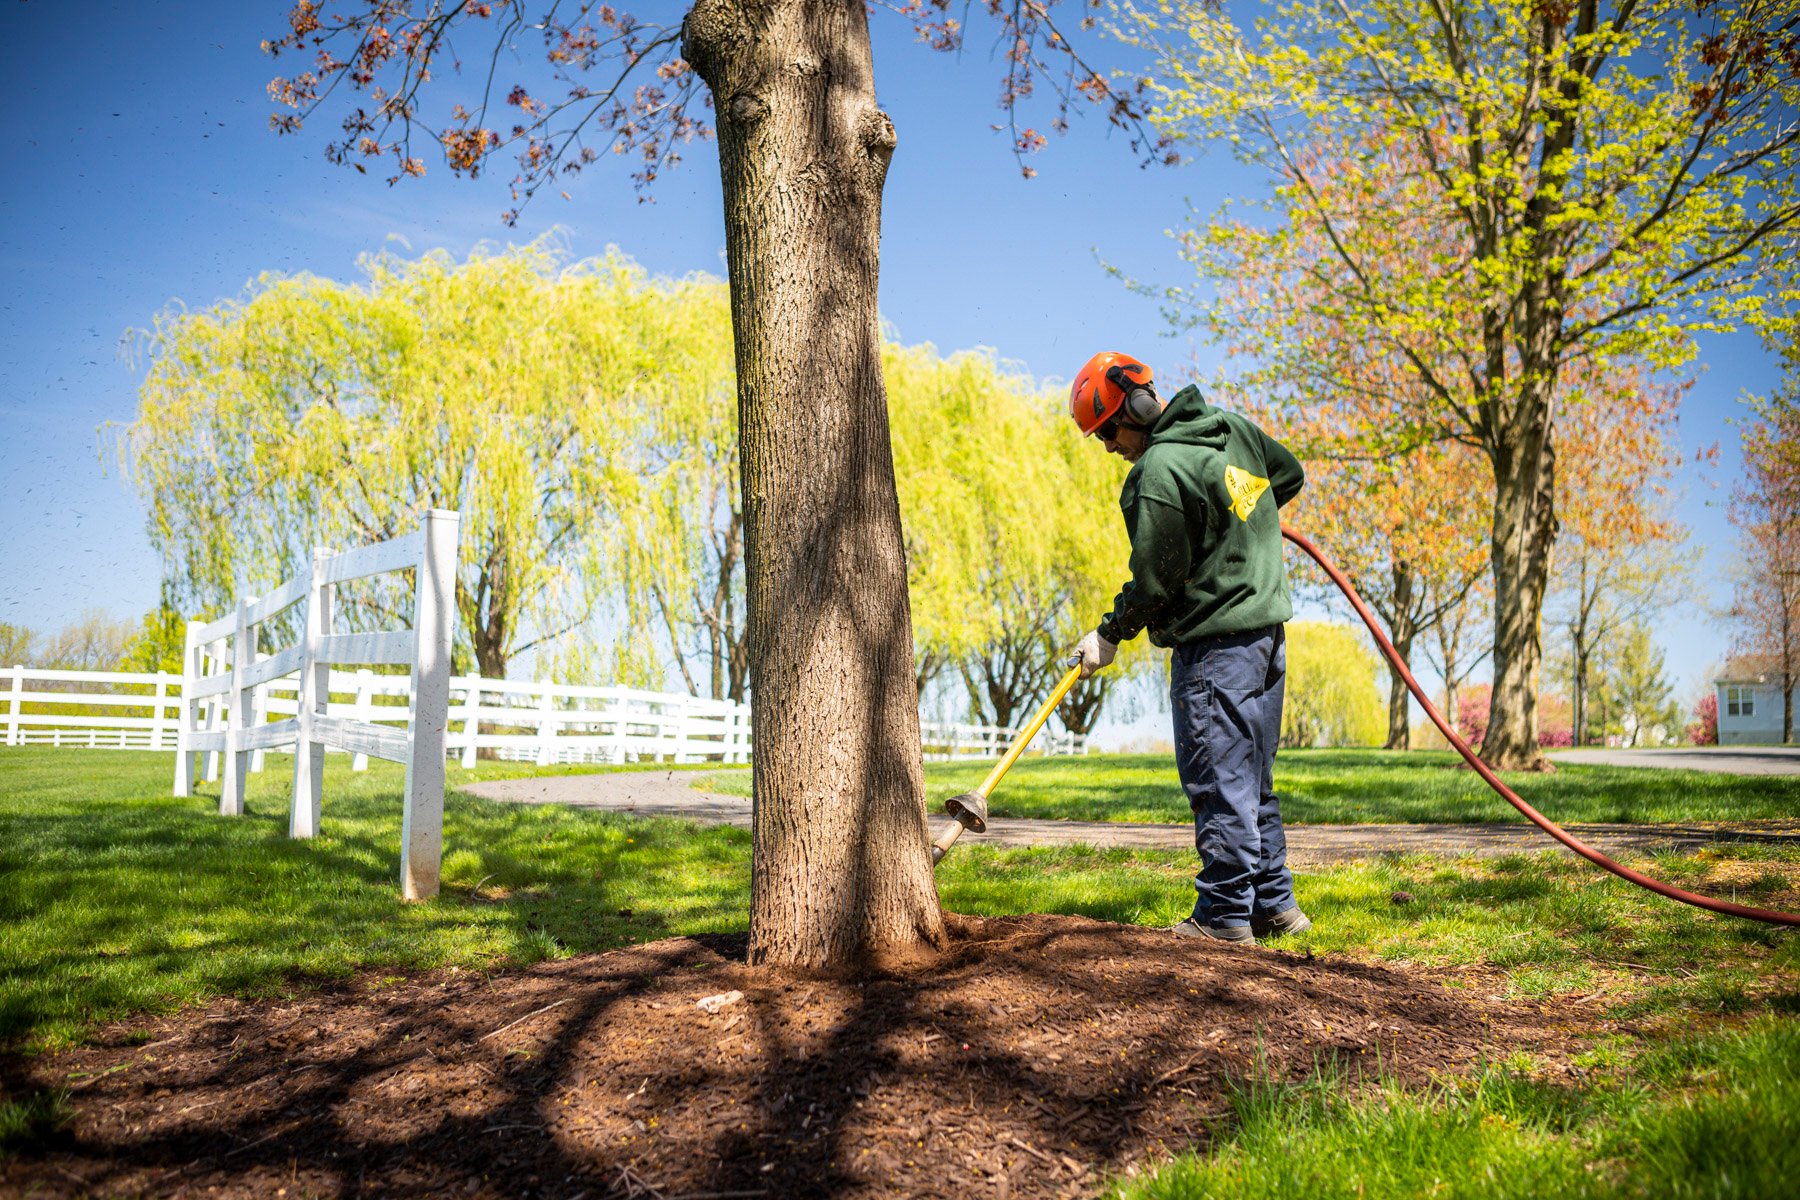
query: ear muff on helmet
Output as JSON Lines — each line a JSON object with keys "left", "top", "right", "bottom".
{"left": 1121, "top": 383, "right": 1162, "bottom": 426}
{"left": 1070, "top": 352, "right": 1158, "bottom": 436}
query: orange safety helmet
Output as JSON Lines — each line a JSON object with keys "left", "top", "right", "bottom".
{"left": 1070, "top": 352, "right": 1158, "bottom": 437}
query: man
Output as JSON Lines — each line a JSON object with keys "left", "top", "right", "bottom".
{"left": 1068, "top": 352, "right": 1311, "bottom": 945}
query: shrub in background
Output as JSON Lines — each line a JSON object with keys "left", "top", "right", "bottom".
{"left": 1687, "top": 693, "right": 1719, "bottom": 745}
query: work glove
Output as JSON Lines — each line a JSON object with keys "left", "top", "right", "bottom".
{"left": 1071, "top": 629, "right": 1117, "bottom": 680}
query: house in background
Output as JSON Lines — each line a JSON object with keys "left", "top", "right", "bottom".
{"left": 1715, "top": 656, "right": 1797, "bottom": 745}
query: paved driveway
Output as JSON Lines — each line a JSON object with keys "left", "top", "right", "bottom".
{"left": 1549, "top": 746, "right": 1800, "bottom": 775}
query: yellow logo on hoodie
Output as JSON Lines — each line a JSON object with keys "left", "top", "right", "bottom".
{"left": 1224, "top": 465, "right": 1270, "bottom": 521}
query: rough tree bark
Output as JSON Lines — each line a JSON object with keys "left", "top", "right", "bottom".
{"left": 1382, "top": 563, "right": 1417, "bottom": 751}
{"left": 1566, "top": 553, "right": 1598, "bottom": 747}
{"left": 1483, "top": 399, "right": 1559, "bottom": 768}
{"left": 685, "top": 0, "right": 946, "bottom": 968}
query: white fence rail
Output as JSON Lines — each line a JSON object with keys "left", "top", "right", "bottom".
{"left": 174, "top": 510, "right": 460, "bottom": 901}
{"left": 2, "top": 670, "right": 1086, "bottom": 763}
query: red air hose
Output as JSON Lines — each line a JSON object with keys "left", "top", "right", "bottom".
{"left": 1281, "top": 524, "right": 1800, "bottom": 927}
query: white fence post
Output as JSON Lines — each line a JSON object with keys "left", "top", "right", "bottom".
{"left": 351, "top": 668, "right": 374, "bottom": 771}
{"left": 611, "top": 690, "right": 630, "bottom": 764}
{"left": 535, "top": 685, "right": 558, "bottom": 766}
{"left": 6, "top": 665, "right": 20, "bottom": 747}
{"left": 290, "top": 547, "right": 332, "bottom": 839}
{"left": 202, "top": 637, "right": 224, "bottom": 784}
{"left": 219, "top": 598, "right": 254, "bottom": 816}
{"left": 400, "top": 509, "right": 459, "bottom": 902}
{"left": 150, "top": 672, "right": 170, "bottom": 751}
{"left": 458, "top": 675, "right": 481, "bottom": 769}
{"left": 249, "top": 663, "right": 269, "bottom": 774}
{"left": 174, "top": 626, "right": 199, "bottom": 795}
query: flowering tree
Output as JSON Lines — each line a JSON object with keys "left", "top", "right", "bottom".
{"left": 1117, "top": 0, "right": 1800, "bottom": 768}
{"left": 1687, "top": 693, "right": 1719, "bottom": 745}
{"left": 1551, "top": 370, "right": 1687, "bottom": 745}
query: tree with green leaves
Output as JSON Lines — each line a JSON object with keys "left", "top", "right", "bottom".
{"left": 884, "top": 346, "right": 1135, "bottom": 732}
{"left": 1280, "top": 620, "right": 1385, "bottom": 748}
{"left": 0, "top": 623, "right": 34, "bottom": 667}
{"left": 118, "top": 595, "right": 188, "bottom": 676}
{"left": 1118, "top": 0, "right": 1800, "bottom": 768}
{"left": 124, "top": 243, "right": 721, "bottom": 682}
{"left": 1595, "top": 621, "right": 1681, "bottom": 746}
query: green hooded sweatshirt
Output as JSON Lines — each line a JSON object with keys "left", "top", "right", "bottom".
{"left": 1096, "top": 384, "right": 1304, "bottom": 648}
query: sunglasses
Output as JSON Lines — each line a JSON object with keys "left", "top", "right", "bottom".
{"left": 1094, "top": 417, "right": 1122, "bottom": 441}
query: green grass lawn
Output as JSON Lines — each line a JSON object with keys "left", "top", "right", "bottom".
{"left": 1109, "top": 1018, "right": 1800, "bottom": 1199}
{"left": 4, "top": 748, "right": 1798, "bottom": 1194}
{"left": 702, "top": 749, "right": 1800, "bottom": 825}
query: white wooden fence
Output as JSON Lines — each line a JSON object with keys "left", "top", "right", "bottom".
{"left": 2, "top": 669, "right": 1084, "bottom": 763}
{"left": 2, "top": 667, "right": 183, "bottom": 748}
{"left": 174, "top": 511, "right": 460, "bottom": 900}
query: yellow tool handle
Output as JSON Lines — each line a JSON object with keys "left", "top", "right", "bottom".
{"left": 973, "top": 663, "right": 1084, "bottom": 799}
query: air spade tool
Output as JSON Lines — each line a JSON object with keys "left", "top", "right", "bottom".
{"left": 930, "top": 660, "right": 1084, "bottom": 865}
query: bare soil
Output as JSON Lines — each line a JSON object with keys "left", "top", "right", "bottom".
{"left": 2, "top": 915, "right": 1584, "bottom": 1200}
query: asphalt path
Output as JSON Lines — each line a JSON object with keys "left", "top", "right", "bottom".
{"left": 1548, "top": 746, "right": 1800, "bottom": 775}
{"left": 460, "top": 769, "right": 1800, "bottom": 866}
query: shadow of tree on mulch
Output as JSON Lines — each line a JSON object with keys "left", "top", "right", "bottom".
{"left": 3, "top": 915, "right": 1578, "bottom": 1199}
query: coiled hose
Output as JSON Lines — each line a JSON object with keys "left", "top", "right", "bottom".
{"left": 1282, "top": 524, "right": 1800, "bottom": 927}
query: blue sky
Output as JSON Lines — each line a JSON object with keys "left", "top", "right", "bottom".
{"left": 0, "top": 1, "right": 1781, "bottom": 742}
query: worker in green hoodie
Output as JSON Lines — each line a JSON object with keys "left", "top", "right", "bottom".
{"left": 1067, "top": 352, "right": 1311, "bottom": 946}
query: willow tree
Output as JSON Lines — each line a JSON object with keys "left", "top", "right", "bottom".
{"left": 1280, "top": 620, "right": 1385, "bottom": 749}
{"left": 1120, "top": 0, "right": 1800, "bottom": 767}
{"left": 885, "top": 345, "right": 1134, "bottom": 730}
{"left": 125, "top": 244, "right": 715, "bottom": 680}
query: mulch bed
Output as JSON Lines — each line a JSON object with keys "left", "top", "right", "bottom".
{"left": 3, "top": 914, "right": 1583, "bottom": 1199}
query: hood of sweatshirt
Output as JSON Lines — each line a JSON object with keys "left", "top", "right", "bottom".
{"left": 1146, "top": 384, "right": 1230, "bottom": 450}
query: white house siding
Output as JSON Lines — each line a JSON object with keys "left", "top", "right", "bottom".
{"left": 1716, "top": 681, "right": 1795, "bottom": 745}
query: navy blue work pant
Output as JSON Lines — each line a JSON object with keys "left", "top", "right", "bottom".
{"left": 1170, "top": 624, "right": 1296, "bottom": 928}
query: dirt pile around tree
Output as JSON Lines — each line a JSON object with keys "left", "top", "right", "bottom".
{"left": 4, "top": 914, "right": 1577, "bottom": 1199}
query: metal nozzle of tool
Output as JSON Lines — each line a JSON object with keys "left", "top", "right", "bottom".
{"left": 929, "top": 790, "right": 990, "bottom": 864}
{"left": 928, "top": 661, "right": 1083, "bottom": 867}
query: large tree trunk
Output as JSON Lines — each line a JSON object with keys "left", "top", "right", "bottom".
{"left": 685, "top": 0, "right": 946, "bottom": 969}
{"left": 1483, "top": 401, "right": 1559, "bottom": 770}
{"left": 1384, "top": 655, "right": 1411, "bottom": 751}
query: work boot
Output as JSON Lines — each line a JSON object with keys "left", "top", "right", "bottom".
{"left": 1170, "top": 917, "right": 1257, "bottom": 945}
{"left": 1250, "top": 907, "right": 1313, "bottom": 939}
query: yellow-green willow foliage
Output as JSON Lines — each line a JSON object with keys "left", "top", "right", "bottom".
{"left": 607, "top": 278, "right": 741, "bottom": 697}
{"left": 127, "top": 240, "right": 1133, "bottom": 714}
{"left": 886, "top": 344, "right": 1135, "bottom": 725}
{"left": 1281, "top": 620, "right": 1385, "bottom": 749}
{"left": 125, "top": 241, "right": 727, "bottom": 678}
